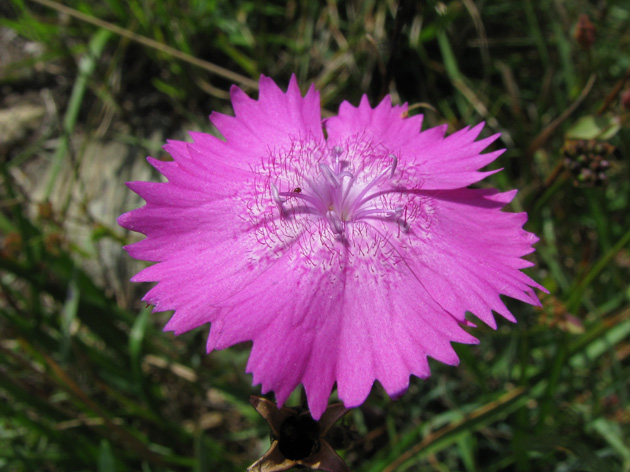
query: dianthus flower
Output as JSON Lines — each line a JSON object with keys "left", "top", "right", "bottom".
{"left": 118, "top": 76, "right": 545, "bottom": 420}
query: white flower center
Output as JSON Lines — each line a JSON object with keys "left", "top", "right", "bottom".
{"left": 244, "top": 137, "right": 432, "bottom": 268}
{"left": 270, "top": 145, "right": 409, "bottom": 237}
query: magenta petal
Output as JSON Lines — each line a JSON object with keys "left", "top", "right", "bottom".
{"left": 326, "top": 97, "right": 504, "bottom": 189}
{"left": 203, "top": 241, "right": 478, "bottom": 419}
{"left": 119, "top": 76, "right": 546, "bottom": 418}
{"left": 205, "top": 250, "right": 344, "bottom": 418}
{"left": 403, "top": 188, "right": 547, "bottom": 328}
{"left": 334, "top": 256, "right": 478, "bottom": 409}
{"left": 209, "top": 75, "right": 323, "bottom": 168}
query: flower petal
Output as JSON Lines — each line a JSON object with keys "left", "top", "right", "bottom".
{"left": 204, "top": 247, "right": 345, "bottom": 419}
{"left": 332, "top": 240, "right": 478, "bottom": 410}
{"left": 204, "top": 226, "right": 479, "bottom": 418}
{"left": 325, "top": 95, "right": 423, "bottom": 149}
{"left": 119, "top": 76, "right": 547, "bottom": 421}
{"left": 402, "top": 187, "right": 547, "bottom": 328}
{"left": 325, "top": 96, "right": 503, "bottom": 189}
{"left": 209, "top": 75, "right": 324, "bottom": 168}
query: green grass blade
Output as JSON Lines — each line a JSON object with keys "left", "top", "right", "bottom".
{"left": 44, "top": 29, "right": 112, "bottom": 199}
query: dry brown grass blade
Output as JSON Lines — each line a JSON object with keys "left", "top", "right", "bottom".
{"left": 462, "top": 0, "right": 490, "bottom": 73}
{"left": 29, "top": 0, "right": 259, "bottom": 90}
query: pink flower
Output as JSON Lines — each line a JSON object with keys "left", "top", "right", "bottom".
{"left": 118, "top": 76, "right": 545, "bottom": 420}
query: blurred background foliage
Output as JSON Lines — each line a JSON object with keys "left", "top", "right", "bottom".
{"left": 1, "top": 0, "right": 629, "bottom": 470}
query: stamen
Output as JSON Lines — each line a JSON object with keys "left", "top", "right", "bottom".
{"left": 389, "top": 154, "right": 398, "bottom": 178}
{"left": 353, "top": 207, "right": 402, "bottom": 220}
{"left": 271, "top": 183, "right": 285, "bottom": 205}
{"left": 340, "top": 173, "right": 355, "bottom": 211}
{"left": 326, "top": 210, "right": 344, "bottom": 235}
{"left": 269, "top": 146, "right": 406, "bottom": 237}
{"left": 348, "top": 167, "right": 393, "bottom": 216}
{"left": 319, "top": 164, "right": 340, "bottom": 187}
{"left": 331, "top": 146, "right": 343, "bottom": 173}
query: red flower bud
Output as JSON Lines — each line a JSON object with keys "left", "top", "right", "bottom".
{"left": 575, "top": 14, "right": 595, "bottom": 50}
